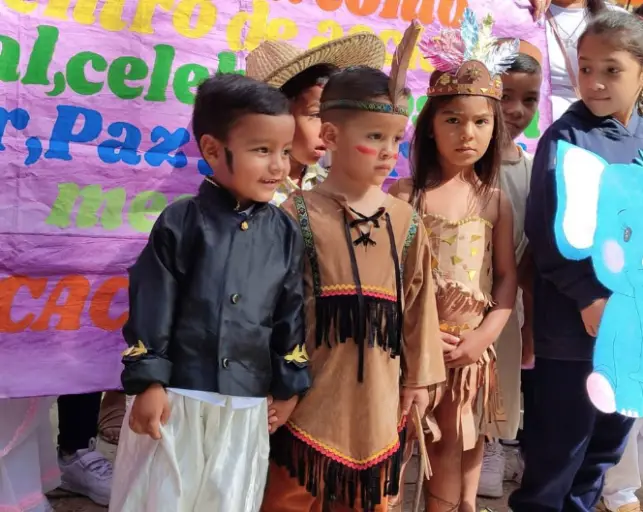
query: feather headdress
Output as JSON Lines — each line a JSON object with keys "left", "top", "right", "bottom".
{"left": 419, "top": 8, "right": 518, "bottom": 100}
{"left": 389, "top": 19, "right": 422, "bottom": 109}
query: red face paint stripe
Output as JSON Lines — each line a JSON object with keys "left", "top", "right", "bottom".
{"left": 355, "top": 145, "right": 378, "bottom": 156}
{"left": 392, "top": 153, "right": 399, "bottom": 160}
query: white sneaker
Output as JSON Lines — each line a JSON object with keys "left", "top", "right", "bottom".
{"left": 478, "top": 441, "right": 505, "bottom": 498}
{"left": 58, "top": 438, "right": 112, "bottom": 506}
{"left": 504, "top": 446, "right": 524, "bottom": 484}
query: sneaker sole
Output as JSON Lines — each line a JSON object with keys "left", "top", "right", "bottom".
{"left": 477, "top": 487, "right": 504, "bottom": 499}
{"left": 59, "top": 481, "right": 110, "bottom": 507}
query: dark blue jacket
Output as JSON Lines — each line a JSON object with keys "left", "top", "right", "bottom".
{"left": 526, "top": 101, "right": 643, "bottom": 360}
{"left": 121, "top": 180, "right": 311, "bottom": 398}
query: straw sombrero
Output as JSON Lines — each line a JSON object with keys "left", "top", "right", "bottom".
{"left": 246, "top": 33, "right": 386, "bottom": 88}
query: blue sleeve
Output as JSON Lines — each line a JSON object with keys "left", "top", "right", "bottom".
{"left": 525, "top": 128, "right": 609, "bottom": 310}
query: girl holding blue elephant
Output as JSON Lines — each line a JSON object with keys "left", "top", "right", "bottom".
{"left": 510, "top": 11, "right": 643, "bottom": 512}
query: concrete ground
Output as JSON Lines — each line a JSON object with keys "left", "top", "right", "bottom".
{"left": 49, "top": 453, "right": 515, "bottom": 512}
{"left": 48, "top": 401, "right": 513, "bottom": 511}
{"left": 48, "top": 406, "right": 639, "bottom": 512}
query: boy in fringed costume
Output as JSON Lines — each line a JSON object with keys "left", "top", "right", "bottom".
{"left": 262, "top": 22, "right": 446, "bottom": 512}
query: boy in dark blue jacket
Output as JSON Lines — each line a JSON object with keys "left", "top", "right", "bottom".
{"left": 509, "top": 11, "right": 643, "bottom": 512}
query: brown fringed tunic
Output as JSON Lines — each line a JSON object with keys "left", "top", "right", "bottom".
{"left": 271, "top": 189, "right": 445, "bottom": 511}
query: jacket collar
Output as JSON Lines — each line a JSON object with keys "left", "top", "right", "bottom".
{"left": 197, "top": 178, "right": 268, "bottom": 214}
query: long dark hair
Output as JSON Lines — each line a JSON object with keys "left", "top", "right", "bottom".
{"left": 409, "top": 95, "right": 507, "bottom": 209}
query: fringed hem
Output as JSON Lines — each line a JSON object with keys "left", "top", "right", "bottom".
{"left": 315, "top": 294, "right": 401, "bottom": 357}
{"left": 434, "top": 274, "right": 494, "bottom": 312}
{"left": 446, "top": 346, "right": 505, "bottom": 451}
{"left": 271, "top": 420, "right": 408, "bottom": 512}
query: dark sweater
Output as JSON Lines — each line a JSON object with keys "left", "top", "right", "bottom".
{"left": 526, "top": 101, "right": 643, "bottom": 360}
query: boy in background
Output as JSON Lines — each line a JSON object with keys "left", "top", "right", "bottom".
{"left": 478, "top": 40, "right": 543, "bottom": 498}
{"left": 246, "top": 34, "right": 386, "bottom": 206}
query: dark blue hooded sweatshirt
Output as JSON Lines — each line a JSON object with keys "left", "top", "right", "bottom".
{"left": 526, "top": 100, "right": 643, "bottom": 361}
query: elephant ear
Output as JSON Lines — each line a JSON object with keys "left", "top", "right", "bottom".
{"left": 554, "top": 141, "right": 608, "bottom": 260}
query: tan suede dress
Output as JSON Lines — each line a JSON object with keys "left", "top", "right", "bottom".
{"left": 389, "top": 180, "right": 504, "bottom": 451}
{"left": 269, "top": 189, "right": 445, "bottom": 511}
{"left": 424, "top": 213, "right": 504, "bottom": 449}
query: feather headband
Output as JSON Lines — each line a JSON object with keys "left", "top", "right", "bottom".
{"left": 320, "top": 20, "right": 421, "bottom": 117}
{"left": 419, "top": 8, "right": 518, "bottom": 100}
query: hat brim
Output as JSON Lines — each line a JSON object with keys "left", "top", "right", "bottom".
{"left": 263, "top": 33, "right": 386, "bottom": 88}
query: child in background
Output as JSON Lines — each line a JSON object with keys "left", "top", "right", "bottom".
{"left": 262, "top": 22, "right": 445, "bottom": 511}
{"left": 109, "top": 74, "right": 311, "bottom": 512}
{"left": 598, "top": 418, "right": 643, "bottom": 512}
{"left": 510, "top": 11, "right": 643, "bottom": 511}
{"left": 0, "top": 397, "right": 59, "bottom": 512}
{"left": 390, "top": 10, "right": 518, "bottom": 511}
{"left": 246, "top": 34, "right": 386, "bottom": 206}
{"left": 478, "top": 40, "right": 543, "bottom": 498}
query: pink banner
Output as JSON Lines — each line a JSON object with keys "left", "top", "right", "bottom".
{"left": 0, "top": 0, "right": 550, "bottom": 398}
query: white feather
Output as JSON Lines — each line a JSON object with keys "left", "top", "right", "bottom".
{"left": 485, "top": 39, "right": 519, "bottom": 76}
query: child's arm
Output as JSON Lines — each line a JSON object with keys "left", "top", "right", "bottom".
{"left": 445, "top": 191, "right": 517, "bottom": 367}
{"left": 121, "top": 206, "right": 189, "bottom": 396}
{"left": 525, "top": 131, "right": 609, "bottom": 326}
{"left": 267, "top": 222, "right": 311, "bottom": 403}
{"left": 400, "top": 219, "right": 446, "bottom": 418}
{"left": 475, "top": 191, "right": 518, "bottom": 340}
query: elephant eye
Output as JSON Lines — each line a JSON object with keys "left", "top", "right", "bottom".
{"left": 624, "top": 226, "right": 632, "bottom": 242}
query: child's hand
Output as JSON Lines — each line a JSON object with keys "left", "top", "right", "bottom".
{"left": 521, "top": 324, "right": 535, "bottom": 369}
{"left": 443, "top": 330, "right": 490, "bottom": 368}
{"left": 440, "top": 331, "right": 460, "bottom": 353}
{"left": 401, "top": 386, "right": 430, "bottom": 418}
{"left": 580, "top": 298, "right": 607, "bottom": 337}
{"left": 267, "top": 395, "right": 299, "bottom": 434}
{"left": 129, "top": 383, "right": 170, "bottom": 440}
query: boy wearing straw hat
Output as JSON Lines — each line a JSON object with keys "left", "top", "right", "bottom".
{"left": 246, "top": 34, "right": 386, "bottom": 206}
{"left": 261, "top": 23, "right": 445, "bottom": 512}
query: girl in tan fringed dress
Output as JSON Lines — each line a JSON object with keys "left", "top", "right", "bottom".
{"left": 389, "top": 10, "right": 518, "bottom": 512}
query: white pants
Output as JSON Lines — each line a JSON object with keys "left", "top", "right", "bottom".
{"left": 0, "top": 397, "right": 59, "bottom": 512}
{"left": 603, "top": 418, "right": 643, "bottom": 510}
{"left": 109, "top": 392, "right": 270, "bottom": 512}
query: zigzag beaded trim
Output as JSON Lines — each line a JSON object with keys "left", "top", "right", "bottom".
{"left": 293, "top": 193, "right": 322, "bottom": 295}
{"left": 401, "top": 211, "right": 419, "bottom": 277}
{"left": 285, "top": 416, "right": 407, "bottom": 470}
{"left": 320, "top": 99, "right": 409, "bottom": 117}
{"left": 321, "top": 284, "right": 396, "bottom": 301}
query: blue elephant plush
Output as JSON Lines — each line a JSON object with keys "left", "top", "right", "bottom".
{"left": 553, "top": 140, "right": 643, "bottom": 418}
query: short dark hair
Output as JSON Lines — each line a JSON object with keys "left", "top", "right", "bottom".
{"left": 508, "top": 53, "right": 542, "bottom": 75}
{"left": 192, "top": 74, "right": 290, "bottom": 144}
{"left": 634, "top": 5, "right": 643, "bottom": 17}
{"left": 320, "top": 65, "right": 409, "bottom": 119}
{"left": 280, "top": 64, "right": 338, "bottom": 99}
